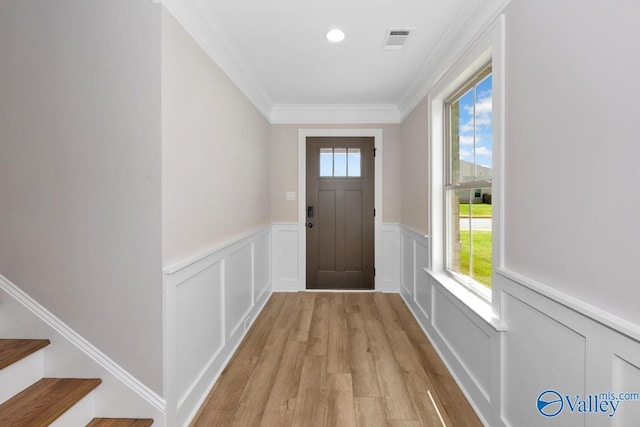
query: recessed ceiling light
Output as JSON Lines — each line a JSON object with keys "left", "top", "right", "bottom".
{"left": 326, "top": 29, "right": 345, "bottom": 43}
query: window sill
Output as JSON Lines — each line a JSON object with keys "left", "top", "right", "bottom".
{"left": 425, "top": 268, "right": 506, "bottom": 332}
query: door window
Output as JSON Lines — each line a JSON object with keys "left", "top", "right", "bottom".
{"left": 319, "top": 147, "right": 362, "bottom": 177}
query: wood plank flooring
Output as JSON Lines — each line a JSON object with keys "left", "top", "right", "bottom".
{"left": 191, "top": 292, "right": 482, "bottom": 427}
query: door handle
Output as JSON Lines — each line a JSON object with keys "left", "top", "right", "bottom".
{"left": 307, "top": 222, "right": 313, "bottom": 228}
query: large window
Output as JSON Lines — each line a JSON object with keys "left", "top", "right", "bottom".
{"left": 444, "top": 64, "right": 493, "bottom": 294}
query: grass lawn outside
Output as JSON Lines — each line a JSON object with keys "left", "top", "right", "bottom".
{"left": 459, "top": 203, "right": 492, "bottom": 217}
{"left": 459, "top": 230, "right": 492, "bottom": 287}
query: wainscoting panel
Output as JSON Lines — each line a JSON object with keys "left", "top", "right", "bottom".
{"left": 272, "top": 223, "right": 302, "bottom": 291}
{"left": 395, "top": 224, "right": 640, "bottom": 427}
{"left": 433, "top": 287, "right": 492, "bottom": 402}
{"left": 379, "top": 223, "right": 400, "bottom": 292}
{"left": 175, "top": 262, "right": 224, "bottom": 406}
{"left": 612, "top": 356, "right": 640, "bottom": 427}
{"left": 254, "top": 232, "right": 271, "bottom": 302}
{"left": 163, "top": 226, "right": 272, "bottom": 427}
{"left": 414, "top": 235, "right": 431, "bottom": 319}
{"left": 496, "top": 269, "right": 640, "bottom": 427}
{"left": 501, "top": 291, "right": 586, "bottom": 427}
{"left": 401, "top": 231, "right": 415, "bottom": 298}
{"left": 226, "top": 245, "right": 253, "bottom": 338}
{"left": 397, "top": 226, "right": 430, "bottom": 319}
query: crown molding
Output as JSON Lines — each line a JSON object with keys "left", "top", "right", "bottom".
{"left": 397, "top": 0, "right": 511, "bottom": 121}
{"left": 157, "top": 0, "right": 510, "bottom": 125}
{"left": 158, "top": 0, "right": 273, "bottom": 120}
{"left": 269, "top": 104, "right": 402, "bottom": 124}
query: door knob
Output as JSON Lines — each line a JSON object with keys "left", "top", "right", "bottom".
{"left": 307, "top": 223, "right": 313, "bottom": 228}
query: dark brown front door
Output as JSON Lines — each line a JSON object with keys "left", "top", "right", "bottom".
{"left": 306, "top": 137, "right": 374, "bottom": 289}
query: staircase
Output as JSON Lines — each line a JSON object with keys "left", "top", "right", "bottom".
{"left": 0, "top": 339, "right": 154, "bottom": 426}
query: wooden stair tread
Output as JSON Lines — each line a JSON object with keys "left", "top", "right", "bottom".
{"left": 0, "top": 377, "right": 102, "bottom": 426}
{"left": 0, "top": 339, "right": 50, "bottom": 370}
{"left": 87, "top": 418, "right": 154, "bottom": 427}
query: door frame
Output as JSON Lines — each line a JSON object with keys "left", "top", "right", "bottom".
{"left": 298, "top": 128, "right": 383, "bottom": 291}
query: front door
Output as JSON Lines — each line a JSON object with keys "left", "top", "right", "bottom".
{"left": 306, "top": 137, "right": 374, "bottom": 289}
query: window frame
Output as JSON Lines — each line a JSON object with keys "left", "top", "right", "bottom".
{"left": 443, "top": 64, "right": 493, "bottom": 300}
{"left": 427, "top": 15, "right": 504, "bottom": 317}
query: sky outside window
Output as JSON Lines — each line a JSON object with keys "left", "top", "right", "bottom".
{"left": 457, "top": 75, "right": 492, "bottom": 175}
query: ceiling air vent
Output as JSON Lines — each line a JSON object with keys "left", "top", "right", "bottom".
{"left": 383, "top": 28, "right": 413, "bottom": 50}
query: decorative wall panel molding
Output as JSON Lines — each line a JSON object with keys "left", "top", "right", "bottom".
{"left": 163, "top": 226, "right": 272, "bottom": 426}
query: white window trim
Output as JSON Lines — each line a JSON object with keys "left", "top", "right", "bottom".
{"left": 444, "top": 65, "right": 493, "bottom": 301}
{"left": 428, "top": 15, "right": 505, "bottom": 318}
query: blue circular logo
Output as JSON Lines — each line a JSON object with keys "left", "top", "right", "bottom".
{"left": 537, "top": 390, "right": 563, "bottom": 417}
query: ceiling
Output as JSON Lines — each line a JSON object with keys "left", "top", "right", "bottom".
{"left": 160, "top": 0, "right": 507, "bottom": 123}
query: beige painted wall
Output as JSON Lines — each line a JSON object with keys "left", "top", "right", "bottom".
{"left": 399, "top": 99, "right": 429, "bottom": 234}
{"left": 0, "top": 1, "right": 163, "bottom": 393}
{"left": 161, "top": 10, "right": 271, "bottom": 267}
{"left": 270, "top": 124, "right": 402, "bottom": 224}
{"left": 503, "top": 0, "right": 640, "bottom": 325}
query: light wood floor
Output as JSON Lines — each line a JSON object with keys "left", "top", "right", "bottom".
{"left": 191, "top": 292, "right": 482, "bottom": 427}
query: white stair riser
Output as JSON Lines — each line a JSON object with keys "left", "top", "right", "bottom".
{"left": 49, "top": 390, "right": 95, "bottom": 427}
{"left": 0, "top": 350, "right": 44, "bottom": 404}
